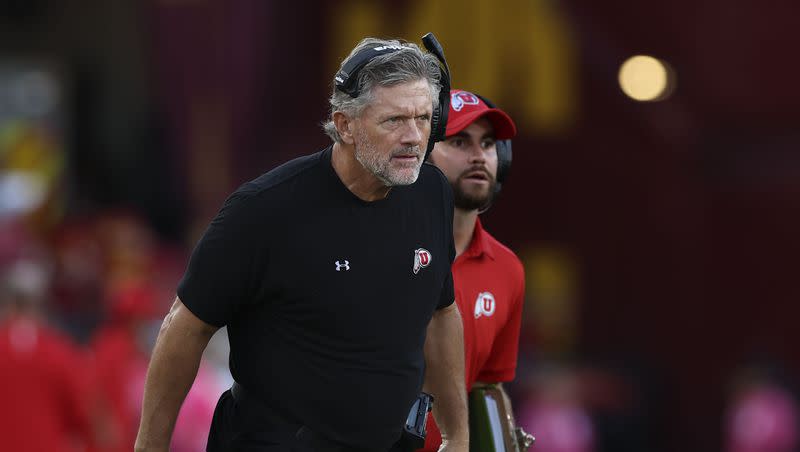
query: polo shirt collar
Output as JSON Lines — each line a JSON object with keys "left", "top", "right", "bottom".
{"left": 462, "top": 217, "right": 495, "bottom": 261}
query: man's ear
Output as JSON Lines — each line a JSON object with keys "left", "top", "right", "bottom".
{"left": 333, "top": 111, "right": 356, "bottom": 145}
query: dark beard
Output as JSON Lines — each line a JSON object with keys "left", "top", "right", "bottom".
{"left": 451, "top": 175, "right": 496, "bottom": 211}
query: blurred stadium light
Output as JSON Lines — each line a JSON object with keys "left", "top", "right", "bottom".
{"left": 618, "top": 55, "right": 676, "bottom": 102}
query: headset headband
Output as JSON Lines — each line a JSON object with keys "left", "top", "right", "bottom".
{"left": 334, "top": 44, "right": 407, "bottom": 98}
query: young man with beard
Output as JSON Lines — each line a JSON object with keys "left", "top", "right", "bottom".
{"left": 422, "top": 90, "right": 526, "bottom": 452}
{"left": 135, "top": 38, "right": 468, "bottom": 452}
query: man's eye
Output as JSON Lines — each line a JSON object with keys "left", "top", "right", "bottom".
{"left": 482, "top": 139, "right": 497, "bottom": 149}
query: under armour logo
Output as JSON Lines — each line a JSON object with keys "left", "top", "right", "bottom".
{"left": 335, "top": 260, "right": 350, "bottom": 271}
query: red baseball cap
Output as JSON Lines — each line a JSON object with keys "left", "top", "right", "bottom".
{"left": 445, "top": 89, "right": 517, "bottom": 139}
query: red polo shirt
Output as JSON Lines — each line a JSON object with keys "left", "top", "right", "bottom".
{"left": 420, "top": 218, "right": 525, "bottom": 452}
{"left": 0, "top": 315, "right": 95, "bottom": 452}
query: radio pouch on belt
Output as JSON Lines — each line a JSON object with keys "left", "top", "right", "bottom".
{"left": 396, "top": 392, "right": 434, "bottom": 450}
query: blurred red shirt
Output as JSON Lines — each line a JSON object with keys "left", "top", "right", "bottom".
{"left": 0, "top": 315, "right": 95, "bottom": 452}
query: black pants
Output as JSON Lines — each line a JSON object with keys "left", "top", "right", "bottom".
{"left": 206, "top": 389, "right": 411, "bottom": 452}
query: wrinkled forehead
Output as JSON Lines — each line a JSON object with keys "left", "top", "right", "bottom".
{"left": 366, "top": 79, "right": 433, "bottom": 116}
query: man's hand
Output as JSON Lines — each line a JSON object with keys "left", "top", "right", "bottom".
{"left": 438, "top": 438, "right": 469, "bottom": 452}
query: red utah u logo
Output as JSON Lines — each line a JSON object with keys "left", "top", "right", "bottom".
{"left": 474, "top": 291, "right": 496, "bottom": 318}
{"left": 413, "top": 248, "right": 432, "bottom": 274}
{"left": 451, "top": 91, "right": 480, "bottom": 111}
{"left": 419, "top": 252, "right": 429, "bottom": 266}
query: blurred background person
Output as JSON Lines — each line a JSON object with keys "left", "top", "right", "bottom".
{"left": 89, "top": 281, "right": 161, "bottom": 452}
{"left": 0, "top": 256, "right": 102, "bottom": 451}
{"left": 87, "top": 215, "right": 229, "bottom": 452}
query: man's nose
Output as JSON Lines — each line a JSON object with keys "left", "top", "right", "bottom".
{"left": 401, "top": 120, "right": 424, "bottom": 146}
{"left": 467, "top": 143, "right": 487, "bottom": 163}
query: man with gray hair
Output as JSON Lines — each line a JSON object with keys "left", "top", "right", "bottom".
{"left": 135, "top": 35, "right": 468, "bottom": 452}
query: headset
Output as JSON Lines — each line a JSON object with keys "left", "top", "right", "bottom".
{"left": 475, "top": 94, "right": 513, "bottom": 191}
{"left": 334, "top": 32, "right": 451, "bottom": 158}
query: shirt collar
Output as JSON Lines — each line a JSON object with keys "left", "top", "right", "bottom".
{"left": 462, "top": 217, "right": 495, "bottom": 261}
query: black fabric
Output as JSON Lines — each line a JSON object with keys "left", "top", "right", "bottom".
{"left": 180, "top": 146, "right": 455, "bottom": 450}
{"left": 207, "top": 389, "right": 417, "bottom": 451}
{"left": 207, "top": 389, "right": 298, "bottom": 451}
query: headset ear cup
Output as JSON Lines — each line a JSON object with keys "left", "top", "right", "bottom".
{"left": 425, "top": 73, "right": 450, "bottom": 159}
{"left": 495, "top": 138, "right": 512, "bottom": 184}
{"left": 474, "top": 93, "right": 512, "bottom": 189}
{"left": 426, "top": 109, "right": 439, "bottom": 160}
{"left": 430, "top": 102, "right": 442, "bottom": 142}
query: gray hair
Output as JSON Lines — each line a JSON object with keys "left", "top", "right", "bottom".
{"left": 322, "top": 37, "right": 442, "bottom": 143}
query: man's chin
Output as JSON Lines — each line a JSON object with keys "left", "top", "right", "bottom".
{"left": 458, "top": 186, "right": 491, "bottom": 201}
{"left": 378, "top": 169, "right": 419, "bottom": 187}
{"left": 455, "top": 201, "right": 488, "bottom": 210}
{"left": 384, "top": 164, "right": 422, "bottom": 186}
{"left": 389, "top": 174, "right": 420, "bottom": 186}
{"left": 453, "top": 191, "right": 492, "bottom": 211}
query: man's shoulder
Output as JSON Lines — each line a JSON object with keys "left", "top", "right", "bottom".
{"left": 405, "top": 162, "right": 451, "bottom": 205}
{"left": 418, "top": 161, "right": 450, "bottom": 188}
{"left": 481, "top": 228, "right": 524, "bottom": 271}
{"left": 240, "top": 148, "right": 328, "bottom": 197}
{"left": 213, "top": 148, "right": 329, "bottom": 221}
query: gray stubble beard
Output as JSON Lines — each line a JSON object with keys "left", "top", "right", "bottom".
{"left": 354, "top": 129, "right": 422, "bottom": 186}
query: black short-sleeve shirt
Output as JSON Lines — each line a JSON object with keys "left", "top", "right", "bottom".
{"left": 178, "top": 146, "right": 455, "bottom": 449}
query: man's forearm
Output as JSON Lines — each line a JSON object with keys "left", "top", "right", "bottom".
{"left": 423, "top": 303, "right": 468, "bottom": 446}
{"left": 135, "top": 300, "right": 217, "bottom": 452}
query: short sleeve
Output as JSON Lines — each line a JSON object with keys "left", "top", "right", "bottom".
{"left": 178, "top": 191, "right": 266, "bottom": 327}
{"left": 436, "top": 171, "right": 456, "bottom": 310}
{"left": 476, "top": 263, "right": 525, "bottom": 382}
{"left": 437, "top": 269, "right": 455, "bottom": 309}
